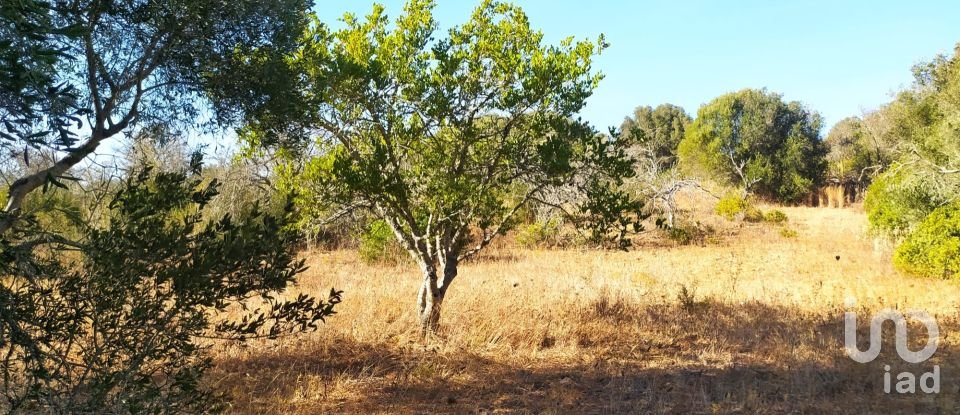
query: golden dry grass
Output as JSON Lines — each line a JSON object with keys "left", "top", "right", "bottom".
{"left": 209, "top": 206, "right": 960, "bottom": 414}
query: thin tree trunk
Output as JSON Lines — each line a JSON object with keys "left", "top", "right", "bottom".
{"left": 415, "top": 257, "right": 458, "bottom": 336}
{"left": 416, "top": 270, "right": 444, "bottom": 335}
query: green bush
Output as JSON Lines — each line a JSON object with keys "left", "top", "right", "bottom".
{"left": 743, "top": 205, "right": 764, "bottom": 223}
{"left": 0, "top": 163, "right": 341, "bottom": 413}
{"left": 358, "top": 219, "right": 408, "bottom": 264}
{"left": 516, "top": 217, "right": 565, "bottom": 248}
{"left": 715, "top": 194, "right": 749, "bottom": 221}
{"left": 865, "top": 172, "right": 940, "bottom": 238}
{"left": 763, "top": 209, "right": 788, "bottom": 224}
{"left": 780, "top": 228, "right": 798, "bottom": 238}
{"left": 665, "top": 221, "right": 715, "bottom": 246}
{"left": 667, "top": 225, "right": 692, "bottom": 245}
{"left": 893, "top": 202, "right": 960, "bottom": 278}
{"left": 715, "top": 194, "right": 763, "bottom": 222}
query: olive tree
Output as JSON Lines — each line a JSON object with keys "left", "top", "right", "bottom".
{"left": 242, "top": 0, "right": 641, "bottom": 333}
{"left": 678, "top": 88, "right": 827, "bottom": 202}
{"left": 824, "top": 116, "right": 888, "bottom": 193}
{"left": 865, "top": 43, "right": 960, "bottom": 239}
{"left": 0, "top": 0, "right": 310, "bottom": 233}
{"left": 620, "top": 103, "right": 691, "bottom": 166}
{"left": 0, "top": 0, "right": 342, "bottom": 411}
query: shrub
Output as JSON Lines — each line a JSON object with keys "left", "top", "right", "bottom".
{"left": 665, "top": 221, "right": 715, "bottom": 246}
{"left": 764, "top": 209, "right": 788, "bottom": 224}
{"left": 780, "top": 228, "right": 798, "bottom": 238}
{"left": 358, "top": 219, "right": 407, "bottom": 264}
{"left": 715, "top": 194, "right": 749, "bottom": 221}
{"left": 676, "top": 284, "right": 707, "bottom": 313}
{"left": 743, "top": 205, "right": 764, "bottom": 223}
{"left": 667, "top": 225, "right": 692, "bottom": 245}
{"left": 516, "top": 217, "right": 565, "bottom": 249}
{"left": 715, "top": 194, "right": 763, "bottom": 222}
{"left": 893, "top": 202, "right": 960, "bottom": 278}
{"left": 0, "top": 162, "right": 341, "bottom": 413}
{"left": 865, "top": 172, "right": 940, "bottom": 238}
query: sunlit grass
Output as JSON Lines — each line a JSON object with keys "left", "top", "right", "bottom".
{"left": 210, "top": 206, "right": 960, "bottom": 414}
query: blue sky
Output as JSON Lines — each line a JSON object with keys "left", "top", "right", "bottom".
{"left": 316, "top": 1, "right": 960, "bottom": 131}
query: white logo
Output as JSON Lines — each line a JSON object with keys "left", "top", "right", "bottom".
{"left": 843, "top": 297, "right": 940, "bottom": 394}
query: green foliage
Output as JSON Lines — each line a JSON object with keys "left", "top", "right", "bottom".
{"left": 714, "top": 194, "right": 766, "bottom": 222}
{"left": 240, "top": 0, "right": 642, "bottom": 331}
{"left": 825, "top": 117, "right": 887, "bottom": 184}
{"left": 715, "top": 194, "right": 750, "bottom": 221}
{"left": 664, "top": 221, "right": 714, "bottom": 246}
{"left": 676, "top": 284, "right": 707, "bottom": 313}
{"left": 780, "top": 228, "right": 799, "bottom": 238}
{"left": 894, "top": 201, "right": 960, "bottom": 278}
{"left": 359, "top": 219, "right": 407, "bottom": 264}
{"left": 579, "top": 179, "right": 647, "bottom": 249}
{"left": 678, "top": 88, "right": 828, "bottom": 202}
{"left": 0, "top": 0, "right": 313, "bottom": 239}
{"left": 0, "top": 161, "right": 340, "bottom": 413}
{"left": 763, "top": 209, "right": 788, "bottom": 224}
{"left": 864, "top": 44, "right": 960, "bottom": 238}
{"left": 621, "top": 104, "right": 691, "bottom": 165}
{"left": 0, "top": 0, "right": 84, "bottom": 151}
{"left": 743, "top": 206, "right": 764, "bottom": 223}
{"left": 864, "top": 171, "right": 940, "bottom": 238}
{"left": 515, "top": 217, "right": 575, "bottom": 249}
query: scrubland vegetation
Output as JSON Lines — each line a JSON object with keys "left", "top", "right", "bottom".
{"left": 3, "top": 0, "right": 960, "bottom": 413}
{"left": 213, "top": 206, "right": 960, "bottom": 414}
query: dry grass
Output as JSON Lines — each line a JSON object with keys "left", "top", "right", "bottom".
{"left": 209, "top": 207, "right": 960, "bottom": 414}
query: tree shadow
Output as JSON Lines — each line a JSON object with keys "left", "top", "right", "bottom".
{"left": 212, "top": 300, "right": 958, "bottom": 414}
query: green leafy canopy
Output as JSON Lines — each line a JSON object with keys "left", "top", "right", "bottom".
{"left": 243, "top": 0, "right": 640, "bottom": 261}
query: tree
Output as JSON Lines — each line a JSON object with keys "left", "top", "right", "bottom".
{"left": 0, "top": 0, "right": 312, "bottom": 234}
{"left": 677, "top": 88, "right": 827, "bottom": 202}
{"left": 0, "top": 0, "right": 342, "bottom": 410}
{"left": 242, "top": 0, "right": 642, "bottom": 333}
{"left": 619, "top": 104, "right": 710, "bottom": 227}
{"left": 620, "top": 103, "right": 691, "bottom": 165}
{"left": 1, "top": 0, "right": 85, "bottom": 172}
{"left": 824, "top": 116, "right": 887, "bottom": 195}
{"left": 865, "top": 43, "right": 960, "bottom": 241}
{"left": 1, "top": 158, "right": 342, "bottom": 413}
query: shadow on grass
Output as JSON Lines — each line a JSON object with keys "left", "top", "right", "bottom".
{"left": 212, "top": 300, "right": 958, "bottom": 414}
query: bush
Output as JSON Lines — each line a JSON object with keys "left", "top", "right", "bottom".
{"left": 666, "top": 225, "right": 692, "bottom": 245}
{"left": 665, "top": 221, "right": 715, "bottom": 246}
{"left": 0, "top": 162, "right": 341, "bottom": 413}
{"left": 715, "top": 194, "right": 749, "bottom": 221}
{"left": 715, "top": 194, "right": 763, "bottom": 222}
{"left": 358, "top": 219, "right": 407, "bottom": 264}
{"left": 516, "top": 217, "right": 566, "bottom": 248}
{"left": 893, "top": 202, "right": 960, "bottom": 278}
{"left": 865, "top": 172, "right": 940, "bottom": 238}
{"left": 763, "top": 209, "right": 788, "bottom": 224}
{"left": 743, "top": 205, "right": 764, "bottom": 223}
{"left": 780, "top": 228, "right": 798, "bottom": 238}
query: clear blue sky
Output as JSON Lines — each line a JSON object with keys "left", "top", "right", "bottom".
{"left": 316, "top": 1, "right": 960, "bottom": 131}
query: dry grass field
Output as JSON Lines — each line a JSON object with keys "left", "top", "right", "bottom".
{"left": 209, "top": 206, "right": 960, "bottom": 414}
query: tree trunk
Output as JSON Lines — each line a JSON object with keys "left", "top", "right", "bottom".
{"left": 416, "top": 274, "right": 444, "bottom": 335}
{"left": 415, "top": 257, "right": 458, "bottom": 336}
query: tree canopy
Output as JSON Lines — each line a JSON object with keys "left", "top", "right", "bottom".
{"left": 0, "top": 0, "right": 341, "bottom": 411}
{"left": 240, "top": 0, "right": 641, "bottom": 332}
{"left": 620, "top": 103, "right": 691, "bottom": 165}
{"left": 677, "top": 88, "right": 827, "bottom": 202}
{"left": 824, "top": 116, "right": 887, "bottom": 185}
{"left": 865, "top": 43, "right": 960, "bottom": 239}
{"left": 1, "top": 0, "right": 312, "bottom": 232}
